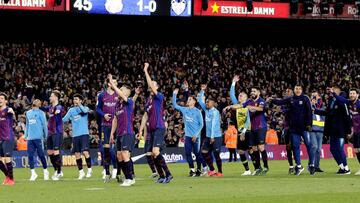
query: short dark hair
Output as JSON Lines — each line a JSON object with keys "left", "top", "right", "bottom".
{"left": 294, "top": 84, "right": 303, "bottom": 88}
{"left": 189, "top": 95, "right": 198, "bottom": 103}
{"left": 73, "top": 93, "right": 84, "bottom": 101}
{"left": 350, "top": 88, "right": 359, "bottom": 94}
{"left": 52, "top": 90, "right": 61, "bottom": 99}
{"left": 251, "top": 86, "right": 260, "bottom": 91}
{"left": 0, "top": 92, "right": 8, "bottom": 100}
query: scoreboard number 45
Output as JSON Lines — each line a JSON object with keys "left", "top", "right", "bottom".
{"left": 74, "top": 0, "right": 93, "bottom": 11}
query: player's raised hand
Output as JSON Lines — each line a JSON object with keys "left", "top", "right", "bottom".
{"left": 7, "top": 107, "right": 15, "bottom": 115}
{"left": 144, "top": 63, "right": 149, "bottom": 71}
{"left": 173, "top": 88, "right": 179, "bottom": 94}
{"left": 232, "top": 75, "right": 240, "bottom": 83}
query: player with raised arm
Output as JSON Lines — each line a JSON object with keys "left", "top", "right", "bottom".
{"left": 172, "top": 88, "right": 205, "bottom": 177}
{"left": 62, "top": 94, "right": 92, "bottom": 180}
{"left": 199, "top": 84, "right": 223, "bottom": 177}
{"left": 41, "top": 90, "right": 65, "bottom": 181}
{"left": 0, "top": 92, "right": 16, "bottom": 185}
{"left": 96, "top": 75, "right": 119, "bottom": 182}
{"left": 223, "top": 75, "right": 252, "bottom": 176}
{"left": 144, "top": 62, "right": 173, "bottom": 183}
{"left": 108, "top": 79, "right": 137, "bottom": 187}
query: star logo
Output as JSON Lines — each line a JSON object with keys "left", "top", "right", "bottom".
{"left": 211, "top": 2, "right": 220, "bottom": 13}
{"left": 281, "top": 151, "right": 286, "bottom": 158}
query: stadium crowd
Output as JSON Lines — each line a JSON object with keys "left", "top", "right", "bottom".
{"left": 0, "top": 42, "right": 359, "bottom": 150}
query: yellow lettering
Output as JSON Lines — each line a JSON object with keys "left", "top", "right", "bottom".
{"left": 347, "top": 147, "right": 354, "bottom": 158}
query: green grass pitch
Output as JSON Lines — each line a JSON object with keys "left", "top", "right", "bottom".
{"left": 1, "top": 159, "right": 360, "bottom": 203}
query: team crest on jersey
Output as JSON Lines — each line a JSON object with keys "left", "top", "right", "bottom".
{"left": 335, "top": 105, "right": 338, "bottom": 109}
{"left": 116, "top": 110, "right": 124, "bottom": 116}
{"left": 299, "top": 101, "right": 303, "bottom": 105}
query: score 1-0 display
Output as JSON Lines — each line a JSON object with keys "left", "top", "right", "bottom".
{"left": 70, "top": 0, "right": 192, "bottom": 17}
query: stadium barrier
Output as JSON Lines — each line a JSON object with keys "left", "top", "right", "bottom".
{"left": 11, "top": 144, "right": 356, "bottom": 168}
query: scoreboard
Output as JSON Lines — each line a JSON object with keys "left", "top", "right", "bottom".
{"left": 0, "top": 0, "right": 358, "bottom": 19}
{"left": 69, "top": 0, "right": 192, "bottom": 16}
{"left": 0, "top": 0, "right": 66, "bottom": 11}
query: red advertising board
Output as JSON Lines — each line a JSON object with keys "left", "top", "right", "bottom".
{"left": 194, "top": 0, "right": 289, "bottom": 18}
{"left": 293, "top": 3, "right": 359, "bottom": 19}
{"left": 0, "top": 0, "right": 67, "bottom": 11}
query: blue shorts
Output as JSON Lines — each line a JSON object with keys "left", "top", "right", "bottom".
{"left": 201, "top": 137, "right": 222, "bottom": 153}
{"left": 0, "top": 140, "right": 13, "bottom": 157}
{"left": 72, "top": 134, "right": 89, "bottom": 153}
{"left": 116, "top": 134, "right": 135, "bottom": 152}
{"left": 150, "top": 128, "right": 165, "bottom": 149}
{"left": 101, "top": 126, "right": 112, "bottom": 145}
{"left": 144, "top": 139, "right": 152, "bottom": 154}
{"left": 47, "top": 134, "right": 62, "bottom": 150}
{"left": 249, "top": 128, "right": 267, "bottom": 146}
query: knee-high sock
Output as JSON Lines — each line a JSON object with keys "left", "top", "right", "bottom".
{"left": 123, "top": 161, "right": 133, "bottom": 180}
{"left": 153, "top": 156, "right": 165, "bottom": 178}
{"left": 104, "top": 148, "right": 111, "bottom": 175}
{"left": 85, "top": 157, "right": 91, "bottom": 169}
{"left": 117, "top": 161, "right": 122, "bottom": 176}
{"left": 156, "top": 155, "right": 171, "bottom": 177}
{"left": 202, "top": 152, "right": 215, "bottom": 171}
{"left": 76, "top": 158, "right": 83, "bottom": 171}
{"left": 286, "top": 146, "right": 293, "bottom": 167}
{"left": 49, "top": 154, "right": 57, "bottom": 171}
{"left": 130, "top": 158, "right": 135, "bottom": 176}
{"left": 213, "top": 151, "right": 222, "bottom": 173}
{"left": 0, "top": 161, "right": 8, "bottom": 177}
{"left": 146, "top": 155, "right": 157, "bottom": 173}
{"left": 54, "top": 154, "right": 62, "bottom": 173}
{"left": 253, "top": 151, "right": 261, "bottom": 169}
{"left": 6, "top": 162, "right": 13, "bottom": 180}
{"left": 261, "top": 150, "right": 269, "bottom": 169}
{"left": 249, "top": 152, "right": 257, "bottom": 169}
{"left": 240, "top": 154, "right": 249, "bottom": 171}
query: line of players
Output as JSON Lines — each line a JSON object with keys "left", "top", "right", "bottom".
{"left": 1, "top": 63, "right": 360, "bottom": 186}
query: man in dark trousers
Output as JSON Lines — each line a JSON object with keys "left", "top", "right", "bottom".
{"left": 315, "top": 87, "right": 352, "bottom": 175}
{"left": 270, "top": 85, "right": 314, "bottom": 175}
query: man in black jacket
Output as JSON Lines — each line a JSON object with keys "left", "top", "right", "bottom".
{"left": 315, "top": 87, "right": 352, "bottom": 175}
{"left": 271, "top": 85, "right": 313, "bottom": 175}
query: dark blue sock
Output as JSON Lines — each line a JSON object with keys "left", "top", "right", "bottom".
{"left": 146, "top": 155, "right": 156, "bottom": 173}
{"left": 6, "top": 162, "right": 13, "bottom": 180}
{"left": 202, "top": 152, "right": 215, "bottom": 171}
{"left": 156, "top": 155, "right": 171, "bottom": 177}
{"left": 104, "top": 148, "right": 111, "bottom": 175}
{"left": 214, "top": 152, "right": 222, "bottom": 173}
{"left": 0, "top": 161, "right": 8, "bottom": 176}
{"left": 76, "top": 158, "right": 83, "bottom": 171}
